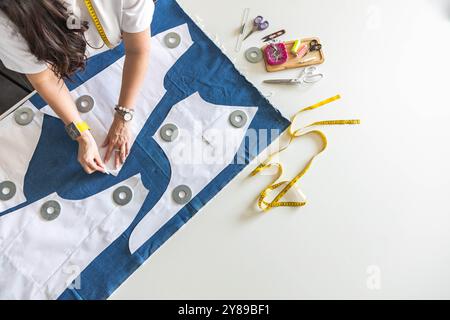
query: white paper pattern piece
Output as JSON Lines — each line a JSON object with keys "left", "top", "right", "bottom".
{"left": 129, "top": 92, "right": 258, "bottom": 253}
{"left": 0, "top": 102, "right": 44, "bottom": 213}
{"left": 40, "top": 24, "right": 194, "bottom": 175}
{"left": 0, "top": 174, "right": 149, "bottom": 300}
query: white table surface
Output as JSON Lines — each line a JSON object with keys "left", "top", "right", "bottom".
{"left": 111, "top": 0, "right": 450, "bottom": 299}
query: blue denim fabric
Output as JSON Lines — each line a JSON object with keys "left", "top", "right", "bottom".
{"left": 0, "top": 0, "right": 290, "bottom": 299}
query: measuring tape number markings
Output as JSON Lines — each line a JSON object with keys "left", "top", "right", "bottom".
{"left": 250, "top": 95, "right": 360, "bottom": 211}
{"left": 83, "top": 0, "right": 114, "bottom": 49}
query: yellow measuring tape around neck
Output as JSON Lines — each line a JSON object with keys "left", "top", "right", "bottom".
{"left": 250, "top": 95, "right": 360, "bottom": 211}
{"left": 83, "top": 0, "right": 114, "bottom": 49}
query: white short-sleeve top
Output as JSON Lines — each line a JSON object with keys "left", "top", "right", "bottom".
{"left": 0, "top": 0, "right": 155, "bottom": 74}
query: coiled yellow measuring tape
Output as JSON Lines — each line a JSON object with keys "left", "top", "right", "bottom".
{"left": 251, "top": 95, "right": 360, "bottom": 211}
{"left": 83, "top": 0, "right": 114, "bottom": 49}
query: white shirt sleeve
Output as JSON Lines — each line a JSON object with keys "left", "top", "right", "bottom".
{"left": 121, "top": 0, "right": 155, "bottom": 33}
{"left": 0, "top": 14, "right": 47, "bottom": 74}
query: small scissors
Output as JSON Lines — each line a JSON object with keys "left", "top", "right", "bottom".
{"left": 309, "top": 39, "right": 322, "bottom": 52}
{"left": 263, "top": 66, "right": 324, "bottom": 85}
{"left": 261, "top": 29, "right": 286, "bottom": 42}
{"left": 243, "top": 16, "right": 269, "bottom": 40}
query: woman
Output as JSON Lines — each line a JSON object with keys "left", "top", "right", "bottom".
{"left": 0, "top": 0, "right": 154, "bottom": 174}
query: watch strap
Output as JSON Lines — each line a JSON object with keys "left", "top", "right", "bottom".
{"left": 76, "top": 121, "right": 90, "bottom": 133}
{"left": 115, "top": 105, "right": 134, "bottom": 114}
{"left": 115, "top": 105, "right": 134, "bottom": 121}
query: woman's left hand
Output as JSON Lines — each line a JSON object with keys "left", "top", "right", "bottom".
{"left": 103, "top": 114, "right": 131, "bottom": 169}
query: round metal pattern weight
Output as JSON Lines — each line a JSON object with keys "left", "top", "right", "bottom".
{"left": 164, "top": 32, "right": 181, "bottom": 49}
{"left": 172, "top": 185, "right": 192, "bottom": 205}
{"left": 160, "top": 123, "right": 179, "bottom": 142}
{"left": 75, "top": 95, "right": 95, "bottom": 113}
{"left": 14, "top": 107, "right": 35, "bottom": 126}
{"left": 113, "top": 186, "right": 133, "bottom": 206}
{"left": 0, "top": 181, "right": 16, "bottom": 201}
{"left": 229, "top": 110, "right": 248, "bottom": 128}
{"left": 245, "top": 47, "right": 263, "bottom": 63}
{"left": 40, "top": 200, "right": 61, "bottom": 221}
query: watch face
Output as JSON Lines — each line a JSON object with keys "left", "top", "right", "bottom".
{"left": 124, "top": 113, "right": 133, "bottom": 122}
{"left": 65, "top": 122, "right": 81, "bottom": 140}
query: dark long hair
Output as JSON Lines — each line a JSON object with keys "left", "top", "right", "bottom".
{"left": 0, "top": 0, "right": 88, "bottom": 79}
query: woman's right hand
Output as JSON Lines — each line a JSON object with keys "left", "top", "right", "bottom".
{"left": 77, "top": 131, "right": 107, "bottom": 174}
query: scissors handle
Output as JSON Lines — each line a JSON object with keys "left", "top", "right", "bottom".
{"left": 254, "top": 16, "right": 264, "bottom": 25}
{"left": 309, "top": 39, "right": 322, "bottom": 51}
{"left": 257, "top": 20, "right": 269, "bottom": 30}
{"left": 254, "top": 16, "right": 269, "bottom": 30}
{"left": 303, "top": 72, "right": 324, "bottom": 84}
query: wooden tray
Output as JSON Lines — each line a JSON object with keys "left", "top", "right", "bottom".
{"left": 263, "top": 37, "right": 325, "bottom": 72}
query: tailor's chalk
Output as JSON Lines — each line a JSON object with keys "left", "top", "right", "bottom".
{"left": 298, "top": 57, "right": 317, "bottom": 64}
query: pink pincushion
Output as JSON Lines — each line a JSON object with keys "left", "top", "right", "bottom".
{"left": 264, "top": 42, "right": 288, "bottom": 66}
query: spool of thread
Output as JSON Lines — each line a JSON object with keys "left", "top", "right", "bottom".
{"left": 296, "top": 43, "right": 309, "bottom": 58}
{"left": 291, "top": 40, "right": 301, "bottom": 56}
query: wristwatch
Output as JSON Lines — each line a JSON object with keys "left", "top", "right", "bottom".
{"left": 65, "top": 121, "right": 91, "bottom": 140}
{"left": 115, "top": 105, "right": 134, "bottom": 122}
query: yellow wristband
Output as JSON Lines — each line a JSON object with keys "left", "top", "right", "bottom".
{"left": 75, "top": 121, "right": 90, "bottom": 133}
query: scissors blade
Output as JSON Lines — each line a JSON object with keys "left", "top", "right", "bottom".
{"left": 243, "top": 29, "right": 255, "bottom": 40}
{"left": 263, "top": 79, "right": 300, "bottom": 84}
